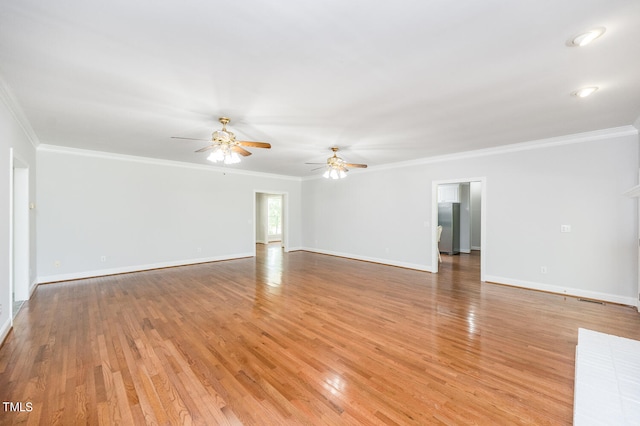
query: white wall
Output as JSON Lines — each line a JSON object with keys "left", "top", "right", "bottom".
{"left": 255, "top": 193, "right": 268, "bottom": 244}
{"left": 301, "top": 129, "right": 639, "bottom": 305}
{"left": 0, "top": 83, "right": 37, "bottom": 343}
{"left": 24, "top": 125, "right": 640, "bottom": 306}
{"left": 36, "top": 147, "right": 301, "bottom": 282}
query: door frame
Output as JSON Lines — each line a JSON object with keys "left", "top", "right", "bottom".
{"left": 10, "top": 150, "right": 31, "bottom": 323}
{"left": 432, "top": 177, "right": 486, "bottom": 281}
{"left": 253, "top": 190, "right": 289, "bottom": 255}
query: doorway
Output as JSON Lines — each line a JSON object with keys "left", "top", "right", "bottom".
{"left": 432, "top": 178, "right": 486, "bottom": 280}
{"left": 254, "top": 191, "right": 288, "bottom": 255}
{"left": 11, "top": 153, "right": 30, "bottom": 322}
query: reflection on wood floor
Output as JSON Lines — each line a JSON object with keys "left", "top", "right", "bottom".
{"left": 1, "top": 245, "right": 639, "bottom": 424}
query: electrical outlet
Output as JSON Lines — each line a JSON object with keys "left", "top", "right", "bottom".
{"left": 54, "top": 260, "right": 61, "bottom": 268}
{"left": 560, "top": 225, "right": 571, "bottom": 233}
{"left": 0, "top": 304, "right": 3, "bottom": 315}
{"left": 541, "top": 266, "right": 548, "bottom": 274}
{"left": 100, "top": 256, "right": 107, "bottom": 262}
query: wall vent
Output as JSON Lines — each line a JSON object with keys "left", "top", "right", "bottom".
{"left": 578, "top": 298, "right": 605, "bottom": 305}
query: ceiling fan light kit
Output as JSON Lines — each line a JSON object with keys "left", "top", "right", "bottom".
{"left": 207, "top": 147, "right": 241, "bottom": 164}
{"left": 323, "top": 166, "right": 348, "bottom": 180}
{"left": 172, "top": 117, "right": 271, "bottom": 165}
{"left": 308, "top": 147, "right": 367, "bottom": 179}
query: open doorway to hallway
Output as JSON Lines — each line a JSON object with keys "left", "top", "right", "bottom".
{"left": 254, "top": 191, "right": 288, "bottom": 255}
{"left": 433, "top": 178, "right": 486, "bottom": 280}
{"left": 11, "top": 153, "right": 30, "bottom": 322}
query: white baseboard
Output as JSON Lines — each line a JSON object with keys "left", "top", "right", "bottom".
{"left": 37, "top": 252, "right": 254, "bottom": 284}
{"left": 0, "top": 317, "right": 11, "bottom": 346}
{"left": 484, "top": 275, "right": 637, "bottom": 306}
{"left": 29, "top": 280, "right": 38, "bottom": 297}
{"left": 299, "top": 247, "right": 433, "bottom": 272}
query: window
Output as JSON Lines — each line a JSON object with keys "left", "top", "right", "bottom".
{"left": 268, "top": 196, "right": 282, "bottom": 238}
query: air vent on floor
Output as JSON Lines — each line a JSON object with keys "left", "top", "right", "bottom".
{"left": 577, "top": 298, "right": 605, "bottom": 305}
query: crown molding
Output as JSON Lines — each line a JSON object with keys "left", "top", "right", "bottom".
{"left": 0, "top": 74, "right": 40, "bottom": 149}
{"left": 301, "top": 125, "right": 638, "bottom": 180}
{"left": 372, "top": 125, "right": 638, "bottom": 173}
{"left": 36, "top": 124, "right": 639, "bottom": 182}
{"left": 37, "top": 144, "right": 302, "bottom": 181}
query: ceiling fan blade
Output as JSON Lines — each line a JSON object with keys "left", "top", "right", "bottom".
{"left": 195, "top": 145, "right": 214, "bottom": 153}
{"left": 305, "top": 162, "right": 326, "bottom": 165}
{"left": 172, "top": 136, "right": 211, "bottom": 142}
{"left": 345, "top": 163, "right": 367, "bottom": 168}
{"left": 310, "top": 166, "right": 326, "bottom": 171}
{"left": 232, "top": 146, "right": 252, "bottom": 156}
{"left": 237, "top": 141, "right": 271, "bottom": 149}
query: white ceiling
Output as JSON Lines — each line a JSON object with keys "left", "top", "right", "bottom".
{"left": 1, "top": 0, "right": 639, "bottom": 177}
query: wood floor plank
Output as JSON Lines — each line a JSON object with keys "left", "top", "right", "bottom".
{"left": 1, "top": 246, "right": 640, "bottom": 424}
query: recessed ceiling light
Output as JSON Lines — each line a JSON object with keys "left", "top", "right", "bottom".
{"left": 569, "top": 27, "right": 606, "bottom": 47}
{"left": 572, "top": 86, "right": 599, "bottom": 98}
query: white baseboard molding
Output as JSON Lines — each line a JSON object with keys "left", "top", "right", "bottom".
{"left": 37, "top": 252, "right": 254, "bottom": 284}
{"left": 471, "top": 246, "right": 482, "bottom": 251}
{"left": 485, "top": 275, "right": 637, "bottom": 306}
{"left": 0, "top": 317, "right": 11, "bottom": 346}
{"left": 299, "top": 247, "right": 433, "bottom": 272}
{"left": 29, "top": 280, "right": 38, "bottom": 297}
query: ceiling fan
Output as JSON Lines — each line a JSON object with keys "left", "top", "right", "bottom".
{"left": 307, "top": 147, "right": 367, "bottom": 179}
{"left": 172, "top": 117, "right": 271, "bottom": 164}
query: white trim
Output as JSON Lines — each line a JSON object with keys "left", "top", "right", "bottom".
{"left": 432, "top": 177, "right": 487, "bottom": 281}
{"left": 623, "top": 184, "right": 640, "bottom": 198}
{"left": 253, "top": 190, "right": 290, "bottom": 254}
{"left": 485, "top": 275, "right": 637, "bottom": 307}
{"left": 37, "top": 253, "right": 253, "bottom": 284}
{"left": 12, "top": 160, "right": 30, "bottom": 302}
{"left": 9, "top": 150, "right": 32, "bottom": 328}
{"left": 0, "top": 317, "right": 11, "bottom": 346}
{"left": 371, "top": 126, "right": 638, "bottom": 172}
{"left": 302, "top": 125, "right": 638, "bottom": 180}
{"left": 299, "top": 247, "right": 433, "bottom": 272}
{"left": 8, "top": 151, "right": 14, "bottom": 327}
{"left": 0, "top": 76, "right": 39, "bottom": 149}
{"left": 38, "top": 144, "right": 301, "bottom": 181}
{"left": 40, "top": 125, "right": 638, "bottom": 181}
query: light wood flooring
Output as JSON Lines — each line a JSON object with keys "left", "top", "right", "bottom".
{"left": 1, "top": 246, "right": 639, "bottom": 425}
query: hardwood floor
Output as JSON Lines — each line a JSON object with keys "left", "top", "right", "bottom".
{"left": 1, "top": 246, "right": 639, "bottom": 425}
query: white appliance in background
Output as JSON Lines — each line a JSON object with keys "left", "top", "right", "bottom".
{"left": 438, "top": 202, "right": 460, "bottom": 255}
